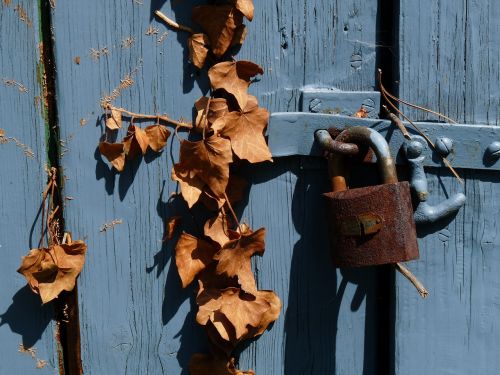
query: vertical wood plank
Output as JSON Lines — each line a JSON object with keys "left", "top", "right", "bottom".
{"left": 52, "top": 1, "right": 380, "bottom": 374}
{"left": 396, "top": 1, "right": 500, "bottom": 373}
{"left": 0, "top": 1, "right": 58, "bottom": 373}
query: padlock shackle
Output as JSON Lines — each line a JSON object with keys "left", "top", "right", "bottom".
{"left": 331, "top": 127, "right": 398, "bottom": 188}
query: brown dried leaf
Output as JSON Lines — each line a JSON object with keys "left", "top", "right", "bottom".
{"left": 204, "top": 210, "right": 239, "bottom": 247}
{"left": 208, "top": 61, "right": 263, "bottom": 110}
{"left": 354, "top": 107, "right": 369, "bottom": 118}
{"left": 231, "top": 24, "right": 248, "bottom": 47}
{"left": 189, "top": 354, "right": 255, "bottom": 375}
{"left": 18, "top": 241, "right": 87, "bottom": 304}
{"left": 249, "top": 290, "right": 281, "bottom": 337}
{"left": 175, "top": 233, "right": 218, "bottom": 288}
{"left": 214, "top": 228, "right": 266, "bottom": 293}
{"left": 212, "top": 102, "right": 271, "bottom": 163}
{"left": 188, "top": 33, "right": 210, "bottom": 69}
{"left": 123, "top": 125, "right": 149, "bottom": 160}
{"left": 192, "top": 5, "right": 243, "bottom": 58}
{"left": 106, "top": 108, "right": 122, "bottom": 130}
{"left": 172, "top": 168, "right": 204, "bottom": 208}
{"left": 99, "top": 142, "right": 126, "bottom": 172}
{"left": 233, "top": 0, "right": 254, "bottom": 21}
{"left": 144, "top": 124, "right": 170, "bottom": 152}
{"left": 172, "top": 135, "right": 233, "bottom": 207}
{"left": 196, "top": 287, "right": 270, "bottom": 341}
{"left": 194, "top": 97, "right": 229, "bottom": 133}
{"left": 163, "top": 216, "right": 181, "bottom": 242}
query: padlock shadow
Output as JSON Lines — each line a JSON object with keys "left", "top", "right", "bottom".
{"left": 283, "top": 159, "right": 380, "bottom": 375}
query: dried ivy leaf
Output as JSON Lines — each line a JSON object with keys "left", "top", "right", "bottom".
{"left": 189, "top": 354, "right": 255, "bottom": 375}
{"left": 123, "top": 125, "right": 149, "bottom": 160}
{"left": 189, "top": 33, "right": 210, "bottom": 69}
{"left": 172, "top": 168, "right": 204, "bottom": 208}
{"left": 172, "top": 135, "right": 233, "bottom": 207}
{"left": 192, "top": 5, "right": 243, "bottom": 58}
{"left": 208, "top": 61, "right": 263, "bottom": 110}
{"left": 197, "top": 286, "right": 270, "bottom": 342}
{"left": 144, "top": 124, "right": 171, "bottom": 152}
{"left": 98, "top": 142, "right": 125, "bottom": 172}
{"left": 231, "top": 24, "right": 248, "bottom": 47}
{"left": 105, "top": 108, "right": 122, "bottom": 130}
{"left": 18, "top": 241, "right": 87, "bottom": 304}
{"left": 213, "top": 228, "right": 265, "bottom": 293}
{"left": 212, "top": 101, "right": 271, "bottom": 163}
{"left": 249, "top": 290, "right": 281, "bottom": 337}
{"left": 204, "top": 210, "right": 240, "bottom": 247}
{"left": 233, "top": 0, "right": 254, "bottom": 21}
{"left": 175, "top": 233, "right": 218, "bottom": 288}
{"left": 354, "top": 107, "right": 369, "bottom": 118}
{"left": 163, "top": 216, "right": 181, "bottom": 242}
{"left": 194, "top": 97, "right": 229, "bottom": 133}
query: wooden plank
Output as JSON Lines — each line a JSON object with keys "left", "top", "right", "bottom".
{"left": 0, "top": 1, "right": 59, "bottom": 373}
{"left": 51, "top": 0, "right": 380, "bottom": 374}
{"left": 395, "top": 1, "right": 500, "bottom": 373}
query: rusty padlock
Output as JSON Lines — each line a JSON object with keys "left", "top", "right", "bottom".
{"left": 323, "top": 126, "right": 419, "bottom": 267}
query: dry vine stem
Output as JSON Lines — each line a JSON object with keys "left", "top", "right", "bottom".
{"left": 155, "top": 10, "right": 194, "bottom": 34}
{"left": 104, "top": 104, "right": 192, "bottom": 129}
{"left": 395, "top": 262, "right": 429, "bottom": 298}
{"left": 378, "top": 69, "right": 463, "bottom": 184}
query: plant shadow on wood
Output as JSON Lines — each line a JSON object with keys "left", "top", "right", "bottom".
{"left": 95, "top": 116, "right": 166, "bottom": 200}
{"left": 146, "top": 181, "right": 209, "bottom": 374}
{"left": 152, "top": 0, "right": 210, "bottom": 94}
{"left": 0, "top": 286, "right": 53, "bottom": 348}
{"left": 239, "top": 158, "right": 378, "bottom": 374}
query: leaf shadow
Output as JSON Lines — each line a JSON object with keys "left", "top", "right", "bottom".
{"left": 153, "top": 0, "right": 210, "bottom": 94}
{"left": 0, "top": 286, "right": 53, "bottom": 348}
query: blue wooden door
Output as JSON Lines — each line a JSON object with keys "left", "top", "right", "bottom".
{"left": 1, "top": 0, "right": 499, "bottom": 374}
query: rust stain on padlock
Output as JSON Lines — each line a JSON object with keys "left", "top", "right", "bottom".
{"left": 339, "top": 212, "right": 383, "bottom": 236}
{"left": 323, "top": 126, "right": 419, "bottom": 268}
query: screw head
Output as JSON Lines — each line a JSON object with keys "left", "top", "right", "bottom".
{"left": 435, "top": 137, "right": 453, "bottom": 156}
{"left": 309, "top": 98, "right": 322, "bottom": 113}
{"left": 486, "top": 141, "right": 500, "bottom": 160}
{"left": 406, "top": 140, "right": 424, "bottom": 159}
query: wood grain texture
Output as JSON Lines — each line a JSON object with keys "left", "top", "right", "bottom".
{"left": 0, "top": 1, "right": 58, "bottom": 373}
{"left": 51, "top": 0, "right": 380, "bottom": 374}
{"left": 395, "top": 1, "right": 500, "bottom": 374}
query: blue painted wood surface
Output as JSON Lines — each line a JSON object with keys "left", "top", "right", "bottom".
{"left": 394, "top": 1, "right": 500, "bottom": 374}
{"left": 49, "top": 0, "right": 381, "bottom": 374}
{"left": 0, "top": 1, "right": 58, "bottom": 373}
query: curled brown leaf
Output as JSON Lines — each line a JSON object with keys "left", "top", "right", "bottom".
{"left": 212, "top": 99, "right": 271, "bottom": 163}
{"left": 144, "top": 124, "right": 171, "bottom": 152}
{"left": 208, "top": 61, "right": 263, "bottom": 110}
{"left": 214, "top": 228, "right": 265, "bottom": 293}
{"left": 123, "top": 125, "right": 149, "bottom": 160}
{"left": 106, "top": 108, "right": 122, "bottom": 130}
{"left": 175, "top": 233, "right": 218, "bottom": 288}
{"left": 17, "top": 241, "right": 87, "bottom": 304}
{"left": 194, "top": 97, "right": 229, "bottom": 133}
{"left": 192, "top": 5, "right": 243, "bottom": 58}
{"left": 172, "top": 135, "right": 233, "bottom": 207}
{"left": 188, "top": 33, "right": 210, "bottom": 69}
{"left": 99, "top": 142, "right": 125, "bottom": 172}
{"left": 233, "top": 0, "right": 254, "bottom": 21}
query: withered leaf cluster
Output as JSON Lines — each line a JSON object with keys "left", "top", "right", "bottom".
{"left": 174, "top": 60, "right": 270, "bottom": 210}
{"left": 189, "top": 0, "right": 254, "bottom": 69}
{"left": 99, "top": 111, "right": 171, "bottom": 172}
{"left": 18, "top": 241, "right": 87, "bottom": 304}
{"left": 176, "top": 227, "right": 281, "bottom": 364}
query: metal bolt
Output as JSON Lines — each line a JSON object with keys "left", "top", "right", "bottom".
{"left": 309, "top": 98, "right": 322, "bottom": 113}
{"left": 434, "top": 137, "right": 453, "bottom": 156}
{"left": 485, "top": 141, "right": 500, "bottom": 161}
{"left": 406, "top": 140, "right": 424, "bottom": 159}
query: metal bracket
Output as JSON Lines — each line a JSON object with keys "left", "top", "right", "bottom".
{"left": 268, "top": 112, "right": 500, "bottom": 171}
